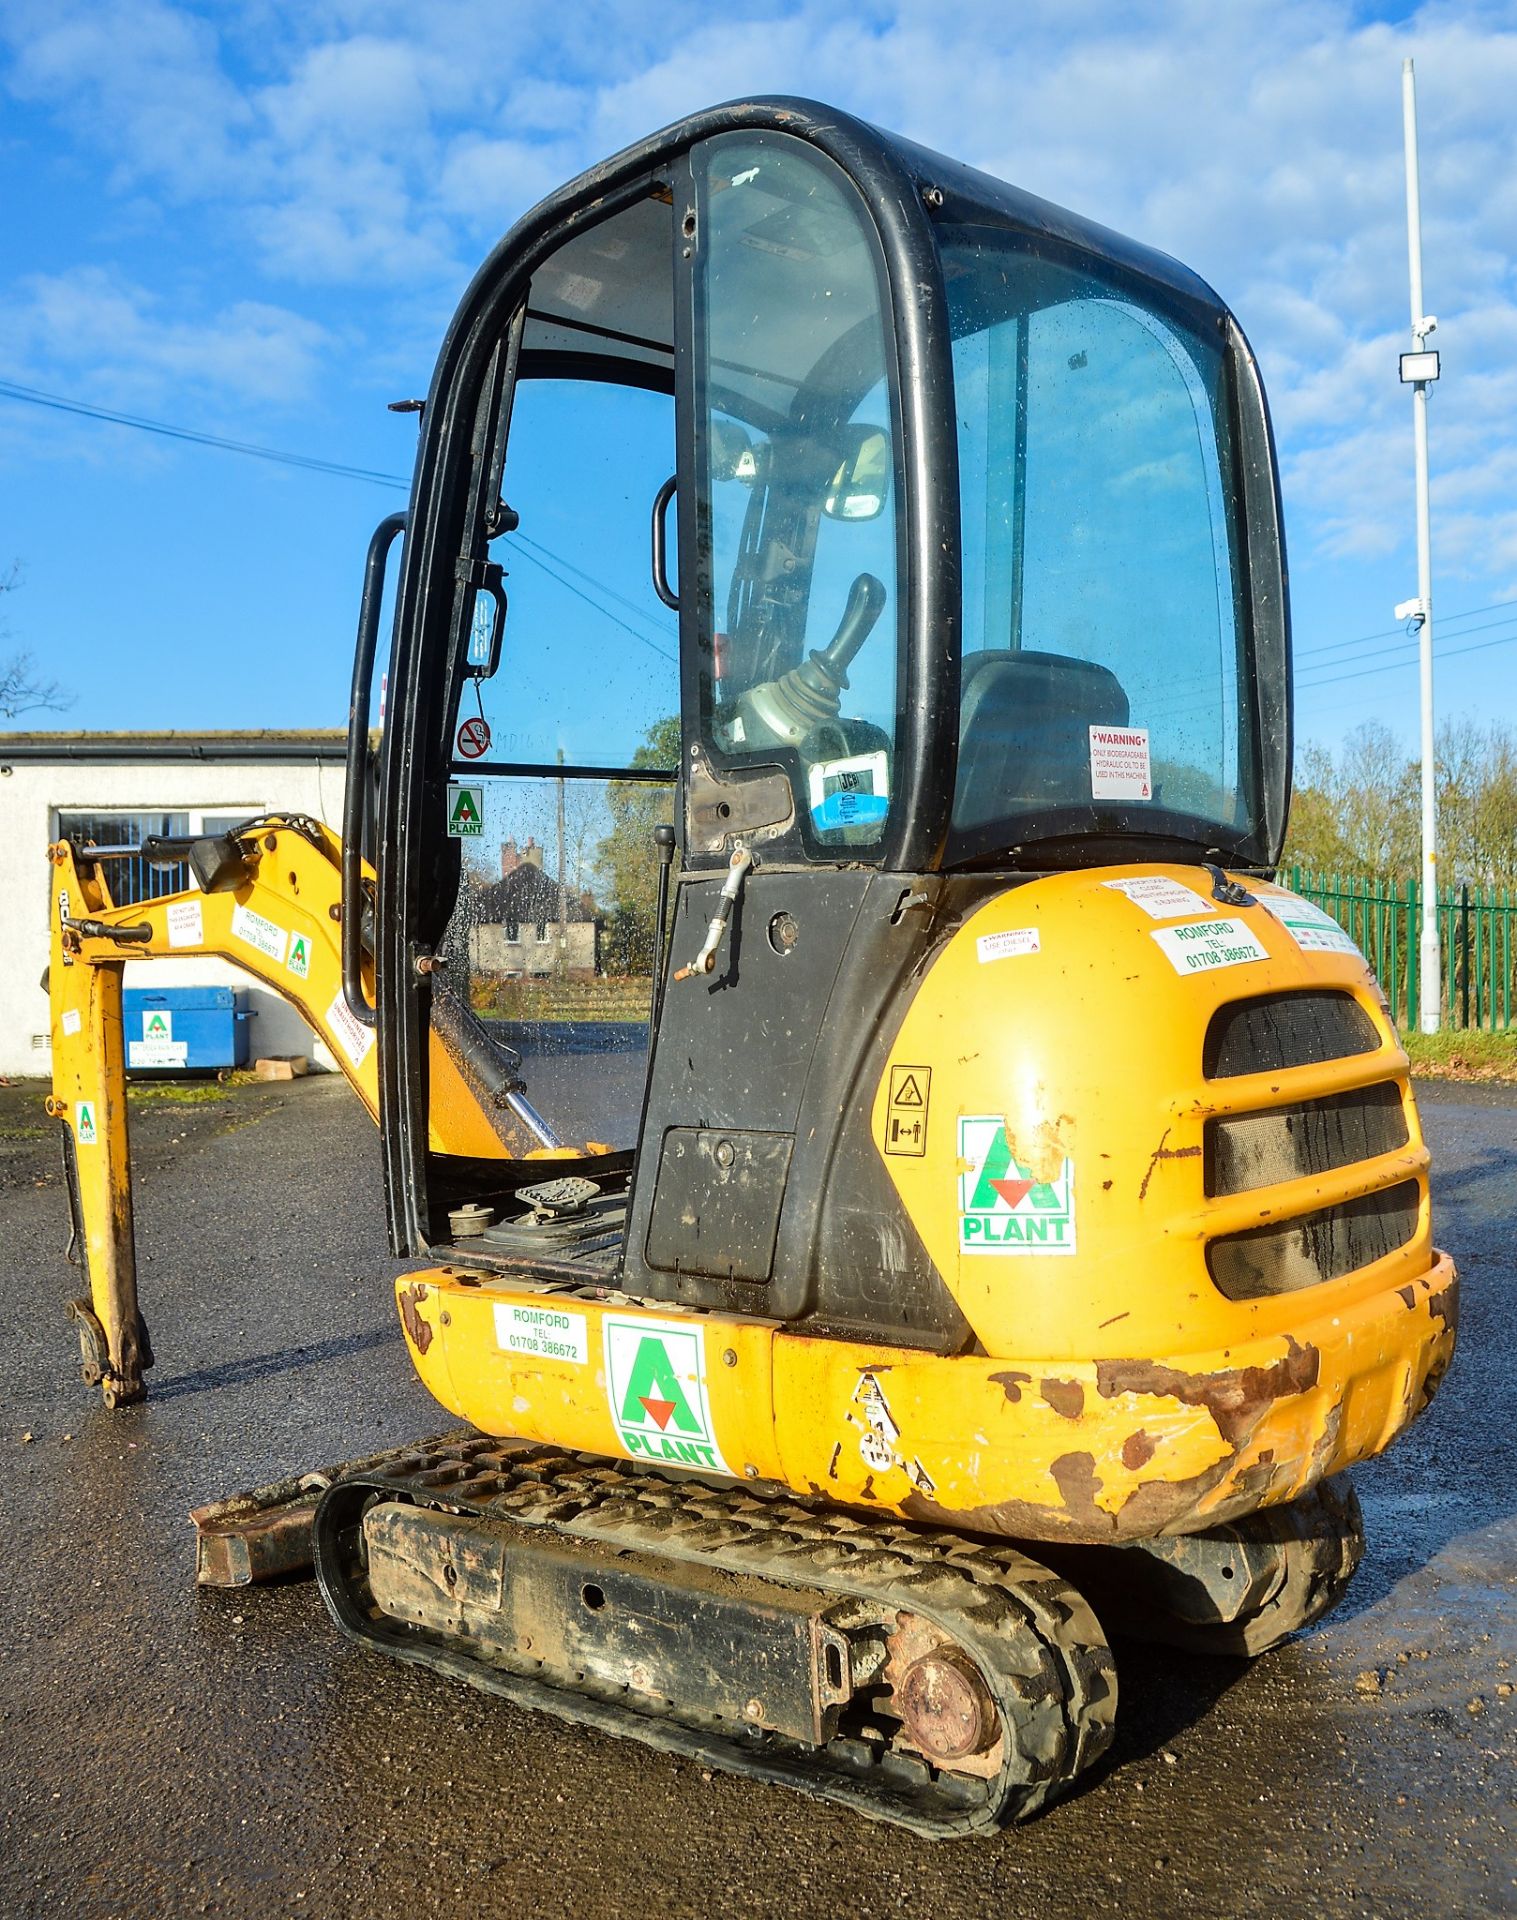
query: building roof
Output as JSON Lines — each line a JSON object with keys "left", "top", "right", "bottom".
{"left": 0, "top": 729, "right": 356, "bottom": 764}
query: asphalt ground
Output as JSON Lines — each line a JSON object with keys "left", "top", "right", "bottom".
{"left": 0, "top": 1065, "right": 1512, "bottom": 1919}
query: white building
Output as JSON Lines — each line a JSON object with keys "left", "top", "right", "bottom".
{"left": 0, "top": 731, "right": 349, "bottom": 1079}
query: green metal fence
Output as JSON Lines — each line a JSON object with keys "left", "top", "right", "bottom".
{"left": 1287, "top": 868, "right": 1517, "bottom": 1032}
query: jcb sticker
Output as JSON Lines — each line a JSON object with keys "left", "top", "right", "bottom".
{"left": 957, "top": 1116, "right": 1076, "bottom": 1256}
{"left": 287, "top": 933, "right": 312, "bottom": 980}
{"left": 884, "top": 1064, "right": 931, "bottom": 1157}
{"left": 602, "top": 1314, "right": 731, "bottom": 1474}
{"left": 75, "top": 1101, "right": 98, "bottom": 1146}
{"left": 231, "top": 903, "right": 289, "bottom": 965}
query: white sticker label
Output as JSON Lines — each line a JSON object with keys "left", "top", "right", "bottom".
{"left": 75, "top": 1100, "right": 98, "bottom": 1145}
{"left": 142, "top": 1008, "right": 173, "bottom": 1043}
{"left": 603, "top": 1314, "right": 732, "bottom": 1474}
{"left": 493, "top": 1302, "right": 589, "bottom": 1365}
{"left": 61, "top": 1010, "right": 82, "bottom": 1037}
{"left": 1103, "top": 875, "right": 1212, "bottom": 920}
{"left": 976, "top": 927, "right": 1041, "bottom": 964}
{"left": 287, "top": 933, "right": 313, "bottom": 980}
{"left": 1089, "top": 725, "right": 1152, "bottom": 800}
{"left": 325, "top": 990, "right": 377, "bottom": 1068}
{"left": 1262, "top": 893, "right": 1363, "bottom": 958}
{"left": 446, "top": 782, "right": 486, "bottom": 838}
{"left": 1151, "top": 917, "right": 1270, "bottom": 975}
{"left": 129, "top": 1040, "right": 189, "bottom": 1068}
{"left": 166, "top": 899, "right": 203, "bottom": 949}
{"left": 231, "top": 903, "right": 288, "bottom": 965}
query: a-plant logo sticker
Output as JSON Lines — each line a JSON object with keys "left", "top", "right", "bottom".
{"left": 957, "top": 1116, "right": 1076, "bottom": 1256}
{"left": 602, "top": 1314, "right": 732, "bottom": 1474}
{"left": 287, "top": 933, "right": 312, "bottom": 980}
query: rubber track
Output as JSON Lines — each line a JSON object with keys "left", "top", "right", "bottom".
{"left": 314, "top": 1436, "right": 1118, "bottom": 1839}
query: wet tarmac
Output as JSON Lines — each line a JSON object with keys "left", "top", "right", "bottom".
{"left": 0, "top": 1069, "right": 1512, "bottom": 1919}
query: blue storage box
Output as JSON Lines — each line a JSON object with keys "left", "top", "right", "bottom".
{"left": 123, "top": 987, "right": 251, "bottom": 1072}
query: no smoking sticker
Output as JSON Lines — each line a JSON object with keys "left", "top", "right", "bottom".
{"left": 456, "top": 716, "right": 491, "bottom": 759}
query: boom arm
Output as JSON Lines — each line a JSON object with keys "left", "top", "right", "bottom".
{"left": 46, "top": 817, "right": 572, "bottom": 1407}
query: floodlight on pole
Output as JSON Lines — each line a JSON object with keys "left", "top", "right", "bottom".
{"left": 1401, "top": 57, "right": 1441, "bottom": 1035}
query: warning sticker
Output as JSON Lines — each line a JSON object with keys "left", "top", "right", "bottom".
{"left": 603, "top": 1314, "right": 731, "bottom": 1474}
{"left": 325, "top": 990, "right": 377, "bottom": 1069}
{"left": 142, "top": 1008, "right": 173, "bottom": 1043}
{"left": 1262, "top": 893, "right": 1363, "bottom": 958}
{"left": 884, "top": 1064, "right": 931, "bottom": 1158}
{"left": 166, "top": 899, "right": 203, "bottom": 949}
{"left": 1089, "top": 725, "right": 1152, "bottom": 801}
{"left": 231, "top": 903, "right": 288, "bottom": 965}
{"left": 957, "top": 1117, "right": 1076, "bottom": 1256}
{"left": 976, "top": 927, "right": 1040, "bottom": 964}
{"left": 494, "top": 1302, "right": 589, "bottom": 1365}
{"left": 1151, "top": 917, "right": 1270, "bottom": 976}
{"left": 287, "top": 933, "right": 312, "bottom": 980}
{"left": 75, "top": 1100, "right": 98, "bottom": 1146}
{"left": 129, "top": 1040, "right": 189, "bottom": 1069}
{"left": 1102, "top": 875, "right": 1212, "bottom": 921}
{"left": 61, "top": 1009, "right": 82, "bottom": 1038}
{"left": 446, "top": 783, "right": 485, "bottom": 838}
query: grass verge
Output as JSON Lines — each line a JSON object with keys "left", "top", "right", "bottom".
{"left": 1401, "top": 1029, "right": 1517, "bottom": 1083}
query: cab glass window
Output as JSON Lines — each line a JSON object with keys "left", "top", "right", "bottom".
{"left": 945, "top": 227, "right": 1254, "bottom": 859}
{"left": 693, "top": 135, "right": 901, "bottom": 850}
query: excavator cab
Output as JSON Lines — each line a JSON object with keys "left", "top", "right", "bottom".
{"left": 367, "top": 103, "right": 1289, "bottom": 1298}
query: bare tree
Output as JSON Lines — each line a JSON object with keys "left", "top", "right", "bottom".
{"left": 0, "top": 564, "right": 74, "bottom": 721}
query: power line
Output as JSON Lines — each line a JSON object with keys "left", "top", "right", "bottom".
{"left": 0, "top": 377, "right": 409, "bottom": 488}
{"left": 1294, "top": 594, "right": 1517, "bottom": 662}
{"left": 0, "top": 374, "right": 677, "bottom": 664}
{"left": 1297, "top": 621, "right": 1517, "bottom": 693}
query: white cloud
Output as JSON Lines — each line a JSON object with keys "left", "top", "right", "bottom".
{"left": 3, "top": 0, "right": 1517, "bottom": 583}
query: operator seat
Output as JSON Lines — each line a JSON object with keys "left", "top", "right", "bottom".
{"left": 953, "top": 648, "right": 1131, "bottom": 829}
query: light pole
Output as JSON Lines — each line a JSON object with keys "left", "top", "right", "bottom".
{"left": 1397, "top": 56, "right": 1442, "bottom": 1034}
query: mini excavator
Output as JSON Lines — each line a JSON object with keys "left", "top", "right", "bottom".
{"left": 48, "top": 100, "right": 1457, "bottom": 1838}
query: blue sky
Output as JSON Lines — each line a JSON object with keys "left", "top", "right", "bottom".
{"left": 2, "top": 0, "right": 1516, "bottom": 762}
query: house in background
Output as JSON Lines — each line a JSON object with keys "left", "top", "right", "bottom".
{"left": 468, "top": 837, "right": 599, "bottom": 978}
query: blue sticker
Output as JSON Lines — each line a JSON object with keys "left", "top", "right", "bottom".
{"left": 467, "top": 594, "right": 494, "bottom": 668}
{"left": 812, "top": 789, "right": 890, "bottom": 833}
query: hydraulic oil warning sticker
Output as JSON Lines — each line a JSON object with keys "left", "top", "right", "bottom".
{"left": 165, "top": 898, "right": 203, "bottom": 948}
{"left": 231, "top": 902, "right": 288, "bottom": 965}
{"left": 976, "top": 927, "right": 1040, "bottom": 964}
{"left": 1089, "top": 724, "right": 1152, "bottom": 800}
{"left": 494, "top": 1302, "right": 589, "bottom": 1365}
{"left": 958, "top": 1117, "right": 1076, "bottom": 1256}
{"left": 1151, "top": 917, "right": 1269, "bottom": 976}
{"left": 75, "top": 1100, "right": 98, "bottom": 1146}
{"left": 1102, "top": 875, "right": 1211, "bottom": 921}
{"left": 603, "top": 1314, "right": 731, "bottom": 1474}
{"left": 325, "top": 990, "right": 377, "bottom": 1069}
{"left": 60, "top": 1010, "right": 81, "bottom": 1037}
{"left": 1261, "top": 893, "right": 1363, "bottom": 958}
{"left": 884, "top": 1064, "right": 931, "bottom": 1157}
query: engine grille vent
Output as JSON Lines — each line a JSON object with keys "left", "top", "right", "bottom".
{"left": 1204, "top": 990, "right": 1379, "bottom": 1080}
{"left": 1207, "top": 1181, "right": 1420, "bottom": 1300}
{"left": 1205, "top": 1082, "right": 1408, "bottom": 1198}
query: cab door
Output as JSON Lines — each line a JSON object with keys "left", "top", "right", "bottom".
{"left": 373, "top": 179, "right": 683, "bottom": 1250}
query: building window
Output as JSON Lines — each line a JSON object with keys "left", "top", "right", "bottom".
{"left": 53, "top": 808, "right": 264, "bottom": 908}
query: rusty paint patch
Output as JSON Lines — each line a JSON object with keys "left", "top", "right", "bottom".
{"left": 1427, "top": 1284, "right": 1458, "bottom": 1334}
{"left": 826, "top": 1442, "right": 841, "bottom": 1481}
{"left": 1096, "top": 1337, "right": 1320, "bottom": 1450}
{"left": 1049, "top": 1451, "right": 1103, "bottom": 1528}
{"left": 1397, "top": 1284, "right": 1417, "bottom": 1309}
{"left": 399, "top": 1282, "right": 434, "bottom": 1355}
{"left": 1121, "top": 1429, "right": 1157, "bottom": 1471}
{"left": 988, "top": 1369, "right": 1032, "bottom": 1404}
{"left": 1138, "top": 1127, "right": 1202, "bottom": 1202}
{"left": 1041, "top": 1377, "right": 1085, "bottom": 1421}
